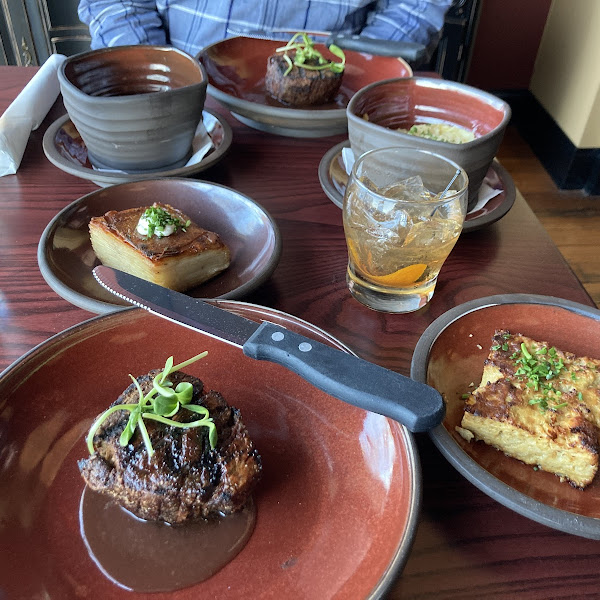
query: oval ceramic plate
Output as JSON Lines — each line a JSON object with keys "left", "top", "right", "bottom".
{"left": 0, "top": 302, "right": 420, "bottom": 599}
{"left": 37, "top": 179, "right": 281, "bottom": 313}
{"left": 197, "top": 36, "right": 412, "bottom": 137}
{"left": 42, "top": 109, "right": 233, "bottom": 187}
{"left": 410, "top": 294, "right": 600, "bottom": 538}
{"left": 318, "top": 140, "right": 516, "bottom": 232}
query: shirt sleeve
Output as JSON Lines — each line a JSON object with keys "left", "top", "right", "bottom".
{"left": 360, "top": 0, "right": 454, "bottom": 45}
{"left": 78, "top": 0, "right": 167, "bottom": 49}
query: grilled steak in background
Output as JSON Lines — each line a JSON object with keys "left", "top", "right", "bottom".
{"left": 79, "top": 369, "right": 262, "bottom": 524}
{"left": 265, "top": 54, "right": 343, "bottom": 106}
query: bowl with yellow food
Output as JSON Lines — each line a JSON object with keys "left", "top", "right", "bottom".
{"left": 346, "top": 77, "right": 511, "bottom": 211}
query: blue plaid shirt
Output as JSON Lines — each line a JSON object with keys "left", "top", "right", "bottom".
{"left": 79, "top": 0, "right": 452, "bottom": 56}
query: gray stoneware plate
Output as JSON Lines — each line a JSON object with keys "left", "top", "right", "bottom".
{"left": 42, "top": 109, "right": 232, "bottom": 187}
{"left": 318, "top": 140, "right": 516, "bottom": 232}
{"left": 410, "top": 294, "right": 600, "bottom": 539}
{"left": 0, "top": 301, "right": 420, "bottom": 599}
{"left": 37, "top": 179, "right": 281, "bottom": 314}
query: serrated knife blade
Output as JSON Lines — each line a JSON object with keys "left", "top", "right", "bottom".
{"left": 93, "top": 266, "right": 444, "bottom": 432}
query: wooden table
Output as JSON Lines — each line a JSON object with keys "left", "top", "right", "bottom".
{"left": 1, "top": 66, "right": 599, "bottom": 599}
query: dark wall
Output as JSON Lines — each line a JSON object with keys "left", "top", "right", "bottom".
{"left": 466, "top": 0, "right": 551, "bottom": 90}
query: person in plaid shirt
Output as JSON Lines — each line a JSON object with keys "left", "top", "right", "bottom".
{"left": 79, "top": 0, "right": 452, "bottom": 58}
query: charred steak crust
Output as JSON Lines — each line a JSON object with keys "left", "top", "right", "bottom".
{"left": 265, "top": 54, "right": 343, "bottom": 106}
{"left": 79, "top": 369, "right": 262, "bottom": 524}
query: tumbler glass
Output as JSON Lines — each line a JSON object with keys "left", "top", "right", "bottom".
{"left": 343, "top": 147, "right": 468, "bottom": 313}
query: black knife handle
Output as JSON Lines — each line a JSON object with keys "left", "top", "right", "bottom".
{"left": 328, "top": 33, "right": 426, "bottom": 62}
{"left": 242, "top": 321, "right": 444, "bottom": 432}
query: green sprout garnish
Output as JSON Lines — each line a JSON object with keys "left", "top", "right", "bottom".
{"left": 139, "top": 206, "right": 190, "bottom": 239}
{"left": 86, "top": 352, "right": 216, "bottom": 460}
{"left": 275, "top": 32, "right": 346, "bottom": 76}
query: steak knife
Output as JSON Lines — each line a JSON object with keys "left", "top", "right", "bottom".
{"left": 240, "top": 29, "right": 427, "bottom": 62}
{"left": 328, "top": 33, "right": 426, "bottom": 62}
{"left": 93, "top": 266, "right": 444, "bottom": 432}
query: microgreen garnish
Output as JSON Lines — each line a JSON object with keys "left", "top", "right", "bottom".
{"left": 86, "top": 352, "right": 217, "bottom": 460}
{"left": 138, "top": 206, "right": 190, "bottom": 239}
{"left": 275, "top": 32, "right": 346, "bottom": 76}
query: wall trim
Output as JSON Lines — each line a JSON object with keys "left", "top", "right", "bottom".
{"left": 495, "top": 89, "right": 600, "bottom": 195}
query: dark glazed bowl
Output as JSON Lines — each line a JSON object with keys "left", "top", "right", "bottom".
{"left": 37, "top": 178, "right": 281, "bottom": 313}
{"left": 347, "top": 77, "right": 511, "bottom": 210}
{"left": 411, "top": 294, "right": 600, "bottom": 538}
{"left": 197, "top": 35, "right": 412, "bottom": 137}
{"left": 58, "top": 45, "right": 207, "bottom": 172}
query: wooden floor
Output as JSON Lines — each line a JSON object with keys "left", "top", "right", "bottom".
{"left": 497, "top": 126, "right": 600, "bottom": 307}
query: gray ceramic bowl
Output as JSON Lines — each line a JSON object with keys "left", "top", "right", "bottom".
{"left": 58, "top": 45, "right": 207, "bottom": 172}
{"left": 347, "top": 77, "right": 511, "bottom": 210}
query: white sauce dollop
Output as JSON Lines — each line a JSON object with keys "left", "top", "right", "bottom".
{"left": 136, "top": 215, "right": 176, "bottom": 238}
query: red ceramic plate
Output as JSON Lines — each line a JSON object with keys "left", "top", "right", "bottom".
{"left": 197, "top": 36, "right": 412, "bottom": 137}
{"left": 411, "top": 294, "right": 600, "bottom": 538}
{"left": 0, "top": 301, "right": 420, "bottom": 598}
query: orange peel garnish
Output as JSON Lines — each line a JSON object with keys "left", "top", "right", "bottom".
{"left": 364, "top": 263, "right": 427, "bottom": 287}
{"left": 346, "top": 240, "right": 427, "bottom": 287}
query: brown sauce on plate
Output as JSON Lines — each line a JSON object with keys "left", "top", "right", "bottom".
{"left": 80, "top": 487, "right": 256, "bottom": 592}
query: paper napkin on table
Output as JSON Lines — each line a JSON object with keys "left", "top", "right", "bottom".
{"left": 341, "top": 147, "right": 501, "bottom": 214}
{"left": 0, "top": 53, "right": 66, "bottom": 177}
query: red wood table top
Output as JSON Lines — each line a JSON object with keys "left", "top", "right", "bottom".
{"left": 1, "top": 66, "right": 598, "bottom": 598}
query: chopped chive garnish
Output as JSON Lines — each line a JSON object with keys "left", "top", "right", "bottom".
{"left": 507, "top": 336, "right": 568, "bottom": 412}
{"left": 138, "top": 206, "right": 189, "bottom": 239}
{"left": 520, "top": 343, "right": 532, "bottom": 360}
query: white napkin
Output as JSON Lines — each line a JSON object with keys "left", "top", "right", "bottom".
{"left": 0, "top": 54, "right": 66, "bottom": 177}
{"left": 341, "top": 147, "right": 501, "bottom": 214}
{"left": 185, "top": 112, "right": 218, "bottom": 166}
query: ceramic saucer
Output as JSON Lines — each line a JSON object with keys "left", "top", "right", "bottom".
{"left": 43, "top": 109, "right": 233, "bottom": 187}
{"left": 318, "top": 140, "right": 517, "bottom": 233}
